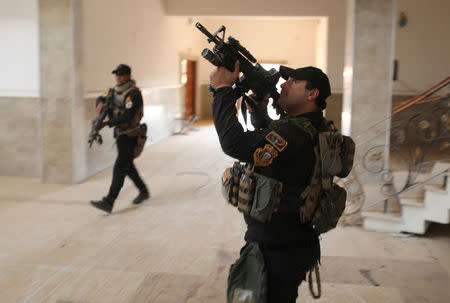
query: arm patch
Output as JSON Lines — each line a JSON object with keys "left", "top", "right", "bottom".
{"left": 265, "top": 130, "right": 288, "bottom": 152}
{"left": 125, "top": 96, "right": 133, "bottom": 109}
{"left": 253, "top": 144, "right": 278, "bottom": 167}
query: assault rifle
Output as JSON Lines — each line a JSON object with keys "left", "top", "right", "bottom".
{"left": 88, "top": 88, "right": 114, "bottom": 147}
{"left": 195, "top": 22, "right": 282, "bottom": 116}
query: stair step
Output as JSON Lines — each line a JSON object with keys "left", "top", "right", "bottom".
{"left": 400, "top": 198, "right": 424, "bottom": 207}
{"left": 402, "top": 220, "right": 431, "bottom": 234}
{"left": 362, "top": 211, "right": 402, "bottom": 233}
{"left": 362, "top": 211, "right": 402, "bottom": 221}
{"left": 361, "top": 161, "right": 449, "bottom": 235}
{"left": 424, "top": 184, "right": 447, "bottom": 194}
{"left": 430, "top": 161, "right": 449, "bottom": 175}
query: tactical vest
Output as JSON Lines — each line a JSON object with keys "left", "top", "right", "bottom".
{"left": 221, "top": 116, "right": 355, "bottom": 234}
{"left": 111, "top": 85, "right": 147, "bottom": 158}
{"left": 112, "top": 87, "right": 144, "bottom": 137}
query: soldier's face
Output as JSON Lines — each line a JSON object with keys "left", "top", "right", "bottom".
{"left": 115, "top": 74, "right": 131, "bottom": 85}
{"left": 278, "top": 78, "right": 309, "bottom": 113}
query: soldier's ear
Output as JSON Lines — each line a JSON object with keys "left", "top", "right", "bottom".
{"left": 308, "top": 88, "right": 319, "bottom": 101}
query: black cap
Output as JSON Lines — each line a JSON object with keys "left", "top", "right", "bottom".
{"left": 112, "top": 64, "right": 131, "bottom": 76}
{"left": 279, "top": 66, "right": 331, "bottom": 108}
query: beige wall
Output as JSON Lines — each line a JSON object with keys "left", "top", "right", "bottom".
{"left": 194, "top": 17, "right": 318, "bottom": 72}
{"left": 316, "top": 17, "right": 328, "bottom": 72}
{"left": 81, "top": 3, "right": 322, "bottom": 118}
{"left": 395, "top": 0, "right": 450, "bottom": 94}
{"left": 82, "top": 0, "right": 192, "bottom": 92}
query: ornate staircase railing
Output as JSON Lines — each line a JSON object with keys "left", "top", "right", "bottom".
{"left": 339, "top": 76, "right": 450, "bottom": 225}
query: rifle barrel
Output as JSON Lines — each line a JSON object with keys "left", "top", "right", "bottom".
{"left": 195, "top": 22, "right": 220, "bottom": 44}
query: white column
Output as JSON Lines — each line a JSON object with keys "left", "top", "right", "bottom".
{"left": 344, "top": 0, "right": 396, "bottom": 173}
{"left": 40, "top": 0, "right": 86, "bottom": 183}
{"left": 343, "top": 0, "right": 397, "bottom": 207}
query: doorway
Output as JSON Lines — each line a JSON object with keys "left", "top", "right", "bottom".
{"left": 182, "top": 59, "right": 196, "bottom": 120}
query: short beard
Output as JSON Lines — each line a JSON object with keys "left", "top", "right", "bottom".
{"left": 278, "top": 92, "right": 308, "bottom": 115}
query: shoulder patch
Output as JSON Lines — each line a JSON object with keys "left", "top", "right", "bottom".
{"left": 265, "top": 130, "right": 288, "bottom": 152}
{"left": 253, "top": 144, "right": 278, "bottom": 167}
{"left": 125, "top": 96, "right": 133, "bottom": 109}
{"left": 102, "top": 91, "right": 108, "bottom": 97}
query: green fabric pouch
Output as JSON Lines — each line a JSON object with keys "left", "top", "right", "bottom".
{"left": 221, "top": 167, "right": 233, "bottom": 203}
{"left": 227, "top": 242, "right": 268, "bottom": 303}
{"left": 249, "top": 173, "right": 283, "bottom": 223}
{"left": 221, "top": 163, "right": 243, "bottom": 206}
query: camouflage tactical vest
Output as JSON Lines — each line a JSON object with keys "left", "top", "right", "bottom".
{"left": 291, "top": 116, "right": 355, "bottom": 234}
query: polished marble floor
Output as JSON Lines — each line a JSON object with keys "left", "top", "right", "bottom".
{"left": 0, "top": 124, "right": 449, "bottom": 303}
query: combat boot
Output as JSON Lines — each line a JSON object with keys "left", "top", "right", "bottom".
{"left": 132, "top": 190, "right": 150, "bottom": 205}
{"left": 90, "top": 197, "right": 113, "bottom": 213}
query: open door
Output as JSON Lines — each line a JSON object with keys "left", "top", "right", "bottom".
{"left": 184, "top": 60, "right": 196, "bottom": 120}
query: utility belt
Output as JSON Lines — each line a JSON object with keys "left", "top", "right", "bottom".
{"left": 115, "top": 124, "right": 141, "bottom": 137}
{"left": 115, "top": 123, "right": 148, "bottom": 159}
{"left": 221, "top": 162, "right": 283, "bottom": 223}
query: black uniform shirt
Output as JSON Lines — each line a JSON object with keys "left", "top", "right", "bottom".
{"left": 213, "top": 87, "right": 323, "bottom": 245}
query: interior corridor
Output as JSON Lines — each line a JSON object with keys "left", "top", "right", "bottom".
{"left": 0, "top": 124, "right": 449, "bottom": 303}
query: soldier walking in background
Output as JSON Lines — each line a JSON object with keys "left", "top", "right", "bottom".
{"left": 90, "top": 64, "right": 149, "bottom": 214}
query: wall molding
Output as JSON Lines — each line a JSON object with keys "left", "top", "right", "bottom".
{"left": 84, "top": 84, "right": 184, "bottom": 99}
{"left": 0, "top": 90, "right": 39, "bottom": 98}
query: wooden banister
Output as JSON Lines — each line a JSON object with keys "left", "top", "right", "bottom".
{"left": 392, "top": 76, "right": 450, "bottom": 114}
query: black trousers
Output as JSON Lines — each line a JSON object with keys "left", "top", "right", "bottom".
{"left": 260, "top": 240, "right": 320, "bottom": 303}
{"left": 106, "top": 135, "right": 147, "bottom": 203}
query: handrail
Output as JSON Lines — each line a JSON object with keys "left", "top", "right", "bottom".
{"left": 392, "top": 76, "right": 450, "bottom": 114}
{"left": 353, "top": 77, "right": 449, "bottom": 139}
{"left": 416, "top": 93, "right": 450, "bottom": 105}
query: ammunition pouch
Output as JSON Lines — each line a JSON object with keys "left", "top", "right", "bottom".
{"left": 221, "top": 167, "right": 233, "bottom": 202}
{"left": 238, "top": 165, "right": 256, "bottom": 215}
{"left": 221, "top": 162, "right": 243, "bottom": 206}
{"left": 221, "top": 162, "right": 283, "bottom": 223}
{"left": 250, "top": 172, "right": 283, "bottom": 223}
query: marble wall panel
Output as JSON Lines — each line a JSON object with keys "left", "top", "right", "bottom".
{"left": 0, "top": 97, "right": 41, "bottom": 177}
